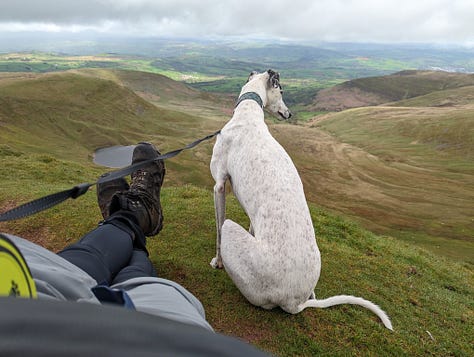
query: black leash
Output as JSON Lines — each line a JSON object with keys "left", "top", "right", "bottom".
{"left": 0, "top": 130, "right": 221, "bottom": 222}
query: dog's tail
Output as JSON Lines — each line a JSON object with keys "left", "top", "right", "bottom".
{"left": 298, "top": 295, "right": 393, "bottom": 330}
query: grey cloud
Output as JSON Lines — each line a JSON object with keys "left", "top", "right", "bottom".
{"left": 0, "top": 0, "right": 473, "bottom": 44}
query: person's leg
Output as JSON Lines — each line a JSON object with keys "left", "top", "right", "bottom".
{"left": 58, "top": 212, "right": 145, "bottom": 285}
{"left": 60, "top": 142, "right": 165, "bottom": 285}
{"left": 112, "top": 249, "right": 157, "bottom": 285}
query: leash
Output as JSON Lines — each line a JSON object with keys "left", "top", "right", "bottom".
{"left": 0, "top": 130, "right": 221, "bottom": 222}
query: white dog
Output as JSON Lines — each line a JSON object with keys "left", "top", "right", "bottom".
{"left": 210, "top": 70, "right": 392, "bottom": 330}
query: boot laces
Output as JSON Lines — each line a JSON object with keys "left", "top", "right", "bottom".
{"left": 131, "top": 170, "right": 151, "bottom": 191}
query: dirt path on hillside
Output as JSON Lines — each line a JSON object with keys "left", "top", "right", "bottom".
{"left": 270, "top": 124, "right": 474, "bottom": 260}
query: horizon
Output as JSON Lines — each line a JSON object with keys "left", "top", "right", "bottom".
{"left": 1, "top": 32, "right": 474, "bottom": 57}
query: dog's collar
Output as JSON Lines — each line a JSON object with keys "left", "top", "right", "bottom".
{"left": 235, "top": 92, "right": 264, "bottom": 109}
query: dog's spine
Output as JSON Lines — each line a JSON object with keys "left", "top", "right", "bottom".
{"left": 298, "top": 295, "right": 393, "bottom": 330}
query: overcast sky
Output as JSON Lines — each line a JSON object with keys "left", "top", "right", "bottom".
{"left": 0, "top": 0, "right": 473, "bottom": 45}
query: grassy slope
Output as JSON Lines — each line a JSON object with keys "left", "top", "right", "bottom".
{"left": 389, "top": 85, "right": 474, "bottom": 107}
{"left": 312, "top": 70, "right": 474, "bottom": 111}
{"left": 346, "top": 70, "right": 474, "bottom": 101}
{"left": 0, "top": 171, "right": 472, "bottom": 355}
{"left": 0, "top": 70, "right": 472, "bottom": 355}
{"left": 307, "top": 74, "right": 474, "bottom": 263}
{"left": 309, "top": 100, "right": 474, "bottom": 260}
{"left": 107, "top": 69, "right": 234, "bottom": 120}
{"left": 0, "top": 72, "right": 222, "bottom": 187}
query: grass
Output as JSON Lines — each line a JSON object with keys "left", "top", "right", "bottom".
{"left": 315, "top": 106, "right": 474, "bottom": 171}
{"left": 153, "top": 185, "right": 473, "bottom": 356}
{"left": 341, "top": 70, "right": 474, "bottom": 102}
{"left": 390, "top": 85, "right": 474, "bottom": 107}
{"left": 1, "top": 163, "right": 472, "bottom": 355}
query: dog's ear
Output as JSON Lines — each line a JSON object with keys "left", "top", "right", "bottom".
{"left": 247, "top": 71, "right": 259, "bottom": 82}
{"left": 267, "top": 69, "right": 281, "bottom": 88}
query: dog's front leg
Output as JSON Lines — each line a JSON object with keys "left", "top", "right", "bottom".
{"left": 210, "top": 180, "right": 226, "bottom": 269}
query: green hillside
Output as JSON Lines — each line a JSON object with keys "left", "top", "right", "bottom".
{"left": 312, "top": 70, "right": 474, "bottom": 111}
{"left": 390, "top": 85, "right": 474, "bottom": 107}
{"left": 0, "top": 72, "right": 222, "bottom": 186}
{"left": 309, "top": 102, "right": 474, "bottom": 262}
{"left": 0, "top": 72, "right": 159, "bottom": 158}
{"left": 111, "top": 69, "right": 234, "bottom": 120}
{"left": 0, "top": 160, "right": 472, "bottom": 356}
{"left": 0, "top": 69, "right": 473, "bottom": 355}
{"left": 346, "top": 70, "right": 474, "bottom": 100}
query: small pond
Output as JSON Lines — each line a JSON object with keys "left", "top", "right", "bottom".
{"left": 93, "top": 145, "right": 136, "bottom": 168}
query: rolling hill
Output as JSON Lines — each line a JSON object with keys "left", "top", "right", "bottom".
{"left": 306, "top": 71, "right": 474, "bottom": 262}
{"left": 307, "top": 106, "right": 473, "bottom": 257}
{"left": 0, "top": 68, "right": 472, "bottom": 356}
{"left": 71, "top": 68, "right": 234, "bottom": 120}
{"left": 0, "top": 71, "right": 229, "bottom": 187}
{"left": 311, "top": 70, "right": 474, "bottom": 111}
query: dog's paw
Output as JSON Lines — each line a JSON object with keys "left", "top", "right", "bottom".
{"left": 210, "top": 257, "right": 223, "bottom": 269}
{"left": 210, "top": 257, "right": 218, "bottom": 268}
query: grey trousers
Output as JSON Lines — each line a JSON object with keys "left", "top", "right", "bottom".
{"left": 6, "top": 234, "right": 213, "bottom": 331}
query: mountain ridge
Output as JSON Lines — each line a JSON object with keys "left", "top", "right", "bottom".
{"left": 311, "top": 70, "right": 474, "bottom": 111}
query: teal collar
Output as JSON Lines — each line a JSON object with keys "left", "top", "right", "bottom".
{"left": 235, "top": 92, "right": 264, "bottom": 109}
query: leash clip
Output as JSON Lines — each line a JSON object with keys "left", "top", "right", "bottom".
{"left": 71, "top": 183, "right": 92, "bottom": 199}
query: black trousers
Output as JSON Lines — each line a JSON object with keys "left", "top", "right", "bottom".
{"left": 58, "top": 211, "right": 156, "bottom": 285}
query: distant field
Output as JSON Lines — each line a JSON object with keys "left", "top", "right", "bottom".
{"left": 0, "top": 49, "right": 422, "bottom": 103}
{"left": 0, "top": 53, "right": 219, "bottom": 82}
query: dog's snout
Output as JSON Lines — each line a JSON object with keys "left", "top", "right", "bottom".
{"left": 278, "top": 110, "right": 292, "bottom": 120}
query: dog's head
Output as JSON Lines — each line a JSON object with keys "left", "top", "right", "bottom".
{"left": 247, "top": 70, "right": 292, "bottom": 120}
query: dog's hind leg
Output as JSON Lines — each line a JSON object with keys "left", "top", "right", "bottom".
{"left": 210, "top": 180, "right": 226, "bottom": 269}
{"left": 220, "top": 219, "right": 273, "bottom": 308}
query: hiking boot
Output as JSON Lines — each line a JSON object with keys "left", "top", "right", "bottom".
{"left": 109, "top": 142, "right": 165, "bottom": 236}
{"left": 97, "top": 173, "right": 130, "bottom": 220}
